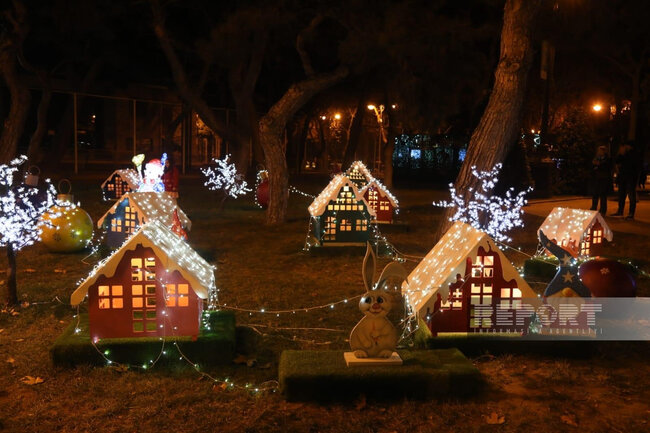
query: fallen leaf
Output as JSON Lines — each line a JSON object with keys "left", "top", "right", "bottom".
{"left": 355, "top": 394, "right": 366, "bottom": 411}
{"left": 213, "top": 382, "right": 228, "bottom": 392}
{"left": 561, "top": 414, "right": 578, "bottom": 427}
{"left": 233, "top": 354, "right": 248, "bottom": 365}
{"left": 21, "top": 376, "right": 44, "bottom": 385}
{"left": 486, "top": 412, "right": 505, "bottom": 425}
{"left": 6, "top": 357, "right": 15, "bottom": 365}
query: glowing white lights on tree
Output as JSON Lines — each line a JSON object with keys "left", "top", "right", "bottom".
{"left": 201, "top": 156, "right": 250, "bottom": 198}
{"left": 434, "top": 164, "right": 531, "bottom": 243}
{"left": 0, "top": 155, "right": 57, "bottom": 304}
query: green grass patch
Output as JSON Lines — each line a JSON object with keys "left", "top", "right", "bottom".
{"left": 278, "top": 349, "right": 480, "bottom": 402}
{"left": 51, "top": 310, "right": 235, "bottom": 368}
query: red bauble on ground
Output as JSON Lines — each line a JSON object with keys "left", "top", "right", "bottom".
{"left": 579, "top": 258, "right": 636, "bottom": 297}
{"left": 256, "top": 179, "right": 269, "bottom": 208}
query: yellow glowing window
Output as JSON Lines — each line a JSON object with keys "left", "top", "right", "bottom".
{"left": 99, "top": 298, "right": 110, "bottom": 309}
{"left": 472, "top": 267, "right": 482, "bottom": 277}
{"left": 328, "top": 205, "right": 333, "bottom": 210}
{"left": 474, "top": 256, "right": 483, "bottom": 265}
{"left": 471, "top": 284, "right": 481, "bottom": 293}
{"left": 483, "top": 284, "right": 492, "bottom": 293}
{"left": 501, "top": 288, "right": 511, "bottom": 298}
{"left": 166, "top": 284, "right": 176, "bottom": 294}
{"left": 483, "top": 268, "right": 494, "bottom": 278}
{"left": 98, "top": 286, "right": 110, "bottom": 296}
{"left": 512, "top": 288, "right": 522, "bottom": 298}
{"left": 132, "top": 298, "right": 143, "bottom": 308}
{"left": 484, "top": 256, "right": 494, "bottom": 266}
{"left": 166, "top": 297, "right": 176, "bottom": 307}
{"left": 178, "top": 296, "right": 189, "bottom": 307}
{"left": 178, "top": 284, "right": 189, "bottom": 295}
{"left": 145, "top": 258, "right": 155, "bottom": 267}
{"left": 132, "top": 269, "right": 143, "bottom": 281}
{"left": 112, "top": 285, "right": 123, "bottom": 296}
{"left": 145, "top": 270, "right": 155, "bottom": 281}
{"left": 132, "top": 285, "right": 143, "bottom": 296}
{"left": 112, "top": 298, "right": 123, "bottom": 309}
{"left": 131, "top": 258, "right": 142, "bottom": 268}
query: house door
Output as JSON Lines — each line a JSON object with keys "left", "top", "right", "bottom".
{"left": 130, "top": 257, "right": 158, "bottom": 334}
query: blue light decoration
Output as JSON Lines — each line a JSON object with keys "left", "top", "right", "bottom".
{"left": 392, "top": 134, "right": 468, "bottom": 181}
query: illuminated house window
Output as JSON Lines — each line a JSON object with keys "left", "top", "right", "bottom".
{"left": 131, "top": 258, "right": 143, "bottom": 281}
{"left": 450, "top": 288, "right": 463, "bottom": 309}
{"left": 324, "top": 216, "right": 336, "bottom": 240}
{"left": 379, "top": 200, "right": 389, "bottom": 211}
{"left": 470, "top": 278, "right": 493, "bottom": 328}
{"left": 124, "top": 206, "right": 137, "bottom": 233}
{"left": 500, "top": 287, "right": 522, "bottom": 309}
{"left": 111, "top": 218, "right": 122, "bottom": 233}
{"left": 340, "top": 219, "right": 352, "bottom": 231}
{"left": 592, "top": 229, "right": 602, "bottom": 244}
{"left": 356, "top": 219, "right": 368, "bottom": 231}
{"left": 98, "top": 285, "right": 123, "bottom": 309}
{"left": 580, "top": 235, "right": 591, "bottom": 255}
{"left": 166, "top": 283, "right": 190, "bottom": 307}
{"left": 472, "top": 255, "right": 494, "bottom": 278}
{"left": 368, "top": 189, "right": 378, "bottom": 209}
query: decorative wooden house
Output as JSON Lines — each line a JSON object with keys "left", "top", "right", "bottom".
{"left": 402, "top": 222, "right": 535, "bottom": 336}
{"left": 101, "top": 169, "right": 141, "bottom": 201}
{"left": 70, "top": 220, "right": 216, "bottom": 341}
{"left": 360, "top": 180, "right": 398, "bottom": 224}
{"left": 345, "top": 161, "right": 374, "bottom": 189}
{"left": 308, "top": 174, "right": 376, "bottom": 246}
{"left": 538, "top": 207, "right": 612, "bottom": 257}
{"left": 98, "top": 192, "right": 191, "bottom": 248}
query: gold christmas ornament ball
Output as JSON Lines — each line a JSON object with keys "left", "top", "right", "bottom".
{"left": 39, "top": 203, "right": 93, "bottom": 252}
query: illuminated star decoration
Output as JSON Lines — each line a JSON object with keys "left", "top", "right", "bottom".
{"left": 201, "top": 155, "right": 251, "bottom": 198}
{"left": 434, "top": 163, "right": 531, "bottom": 243}
{"left": 600, "top": 267, "right": 610, "bottom": 275}
{"left": 539, "top": 230, "right": 591, "bottom": 298}
{"left": 0, "top": 155, "right": 57, "bottom": 251}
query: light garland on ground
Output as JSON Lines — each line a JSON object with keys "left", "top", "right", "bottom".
{"left": 434, "top": 163, "right": 531, "bottom": 243}
{"left": 201, "top": 155, "right": 250, "bottom": 198}
{"left": 0, "top": 155, "right": 57, "bottom": 250}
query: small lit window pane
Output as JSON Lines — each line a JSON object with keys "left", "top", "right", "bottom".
{"left": 99, "top": 298, "right": 110, "bottom": 309}
{"left": 178, "top": 296, "right": 189, "bottom": 307}
{"left": 131, "top": 258, "right": 142, "bottom": 268}
{"left": 112, "top": 285, "right": 123, "bottom": 296}
{"left": 98, "top": 286, "right": 110, "bottom": 296}
{"left": 166, "top": 297, "right": 176, "bottom": 307}
{"left": 132, "top": 298, "right": 143, "bottom": 308}
{"left": 112, "top": 298, "right": 123, "bottom": 309}
{"left": 178, "top": 284, "right": 189, "bottom": 295}
{"left": 166, "top": 284, "right": 176, "bottom": 294}
{"left": 132, "top": 285, "right": 143, "bottom": 296}
{"left": 501, "top": 288, "right": 510, "bottom": 298}
{"left": 484, "top": 256, "right": 494, "bottom": 266}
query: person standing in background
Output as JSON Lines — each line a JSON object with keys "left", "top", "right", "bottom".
{"left": 590, "top": 145, "right": 612, "bottom": 215}
{"left": 611, "top": 141, "right": 639, "bottom": 220}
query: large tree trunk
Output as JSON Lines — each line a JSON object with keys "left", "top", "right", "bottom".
{"left": 259, "top": 67, "right": 348, "bottom": 224}
{"left": 436, "top": 0, "right": 541, "bottom": 239}
{"left": 342, "top": 91, "right": 367, "bottom": 167}
{"left": 0, "top": 50, "right": 30, "bottom": 163}
{"left": 27, "top": 88, "right": 52, "bottom": 162}
{"left": 6, "top": 244, "right": 17, "bottom": 306}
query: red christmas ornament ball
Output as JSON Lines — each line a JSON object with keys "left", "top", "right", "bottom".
{"left": 579, "top": 258, "right": 636, "bottom": 297}
{"left": 256, "top": 179, "right": 269, "bottom": 208}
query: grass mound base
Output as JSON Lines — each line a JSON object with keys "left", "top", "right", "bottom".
{"left": 278, "top": 349, "right": 480, "bottom": 402}
{"left": 51, "top": 310, "right": 236, "bottom": 368}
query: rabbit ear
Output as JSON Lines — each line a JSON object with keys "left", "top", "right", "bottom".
{"left": 376, "top": 262, "right": 408, "bottom": 291}
{"left": 362, "top": 242, "right": 376, "bottom": 291}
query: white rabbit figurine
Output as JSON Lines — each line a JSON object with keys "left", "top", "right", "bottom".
{"left": 349, "top": 290, "right": 398, "bottom": 358}
{"left": 348, "top": 243, "right": 406, "bottom": 359}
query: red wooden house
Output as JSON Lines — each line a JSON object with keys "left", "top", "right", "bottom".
{"left": 538, "top": 207, "right": 613, "bottom": 257}
{"left": 360, "top": 180, "right": 398, "bottom": 224}
{"left": 70, "top": 220, "right": 216, "bottom": 341}
{"left": 402, "top": 222, "right": 535, "bottom": 336}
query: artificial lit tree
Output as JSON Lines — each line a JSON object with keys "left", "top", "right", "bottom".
{"left": 0, "top": 156, "right": 56, "bottom": 305}
{"left": 201, "top": 155, "right": 250, "bottom": 208}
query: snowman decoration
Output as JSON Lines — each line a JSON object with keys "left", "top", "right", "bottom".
{"left": 134, "top": 153, "right": 167, "bottom": 193}
{"left": 347, "top": 244, "right": 407, "bottom": 364}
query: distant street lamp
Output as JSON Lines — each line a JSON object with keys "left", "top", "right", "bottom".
{"left": 334, "top": 113, "right": 341, "bottom": 120}
{"left": 592, "top": 103, "right": 603, "bottom": 113}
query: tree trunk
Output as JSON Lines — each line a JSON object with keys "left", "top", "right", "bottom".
{"left": 342, "top": 91, "right": 367, "bottom": 167}
{"left": 627, "top": 66, "right": 641, "bottom": 141}
{"left": 0, "top": 50, "right": 31, "bottom": 163}
{"left": 436, "top": 0, "right": 541, "bottom": 239}
{"left": 6, "top": 244, "right": 17, "bottom": 306}
{"left": 259, "top": 67, "right": 349, "bottom": 224}
{"left": 27, "top": 88, "right": 52, "bottom": 162}
{"left": 382, "top": 134, "right": 394, "bottom": 189}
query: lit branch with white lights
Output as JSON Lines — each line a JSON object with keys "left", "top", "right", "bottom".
{"left": 0, "top": 155, "right": 57, "bottom": 304}
{"left": 201, "top": 155, "right": 251, "bottom": 198}
{"left": 434, "top": 163, "right": 531, "bottom": 243}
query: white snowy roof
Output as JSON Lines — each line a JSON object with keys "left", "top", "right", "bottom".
{"left": 71, "top": 220, "right": 215, "bottom": 306}
{"left": 537, "top": 207, "right": 612, "bottom": 246}
{"left": 360, "top": 179, "right": 399, "bottom": 207}
{"left": 308, "top": 175, "right": 375, "bottom": 217}
{"left": 101, "top": 169, "right": 141, "bottom": 191}
{"left": 97, "top": 192, "right": 191, "bottom": 230}
{"left": 401, "top": 221, "right": 534, "bottom": 318}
